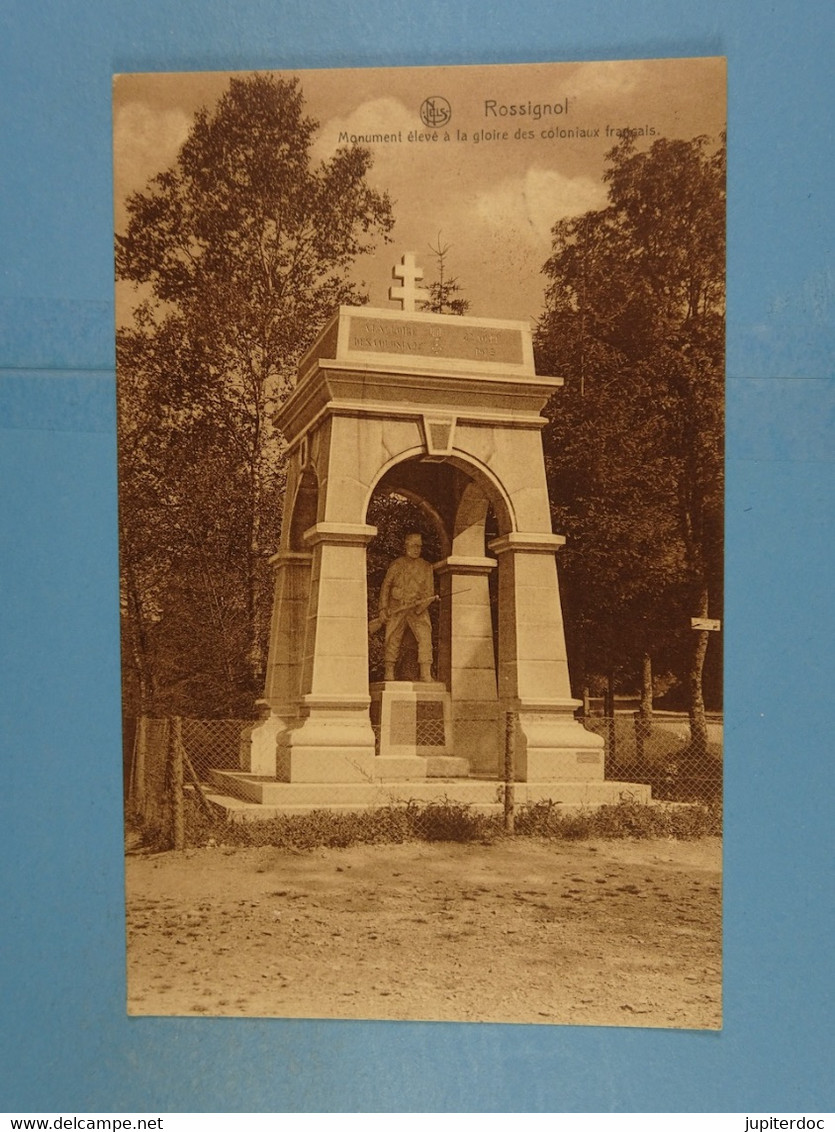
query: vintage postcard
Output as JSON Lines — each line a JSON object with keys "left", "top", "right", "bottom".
{"left": 115, "top": 57, "right": 725, "bottom": 1026}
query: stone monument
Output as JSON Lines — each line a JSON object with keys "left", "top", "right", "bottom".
{"left": 209, "top": 252, "right": 650, "bottom": 815}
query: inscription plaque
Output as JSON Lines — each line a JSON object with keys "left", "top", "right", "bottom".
{"left": 347, "top": 315, "right": 524, "bottom": 366}
{"left": 389, "top": 700, "right": 415, "bottom": 745}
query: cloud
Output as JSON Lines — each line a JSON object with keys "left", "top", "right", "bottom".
{"left": 113, "top": 101, "right": 192, "bottom": 201}
{"left": 474, "top": 167, "right": 608, "bottom": 248}
{"left": 567, "top": 59, "right": 649, "bottom": 102}
{"left": 311, "top": 97, "right": 415, "bottom": 165}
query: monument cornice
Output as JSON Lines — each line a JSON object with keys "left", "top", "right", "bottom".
{"left": 316, "top": 358, "right": 563, "bottom": 390}
{"left": 433, "top": 556, "right": 497, "bottom": 575}
{"left": 489, "top": 532, "right": 567, "bottom": 555}
{"left": 282, "top": 401, "right": 549, "bottom": 453}
{"left": 276, "top": 360, "right": 562, "bottom": 442}
{"left": 268, "top": 549, "right": 314, "bottom": 567}
{"left": 302, "top": 521, "right": 378, "bottom": 548}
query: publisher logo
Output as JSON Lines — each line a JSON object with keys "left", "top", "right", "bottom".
{"left": 420, "top": 96, "right": 451, "bottom": 129}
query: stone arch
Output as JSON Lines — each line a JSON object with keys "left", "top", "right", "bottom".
{"left": 451, "top": 479, "right": 491, "bottom": 557}
{"left": 287, "top": 464, "right": 319, "bottom": 552}
{"left": 444, "top": 453, "right": 515, "bottom": 539}
{"left": 363, "top": 447, "right": 516, "bottom": 547}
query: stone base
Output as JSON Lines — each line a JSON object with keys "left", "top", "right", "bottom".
{"left": 451, "top": 709, "right": 501, "bottom": 776}
{"left": 275, "top": 747, "right": 377, "bottom": 783}
{"left": 274, "top": 701, "right": 377, "bottom": 783}
{"left": 372, "top": 755, "right": 428, "bottom": 781}
{"left": 426, "top": 755, "right": 470, "bottom": 777}
{"left": 514, "top": 706, "right": 606, "bottom": 782}
{"left": 242, "top": 713, "right": 284, "bottom": 776}
{"left": 206, "top": 769, "right": 652, "bottom": 821}
{"left": 370, "top": 680, "right": 463, "bottom": 764}
{"left": 518, "top": 748, "right": 604, "bottom": 781}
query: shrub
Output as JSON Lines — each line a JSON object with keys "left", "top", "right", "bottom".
{"left": 406, "top": 798, "right": 500, "bottom": 842}
{"left": 131, "top": 795, "right": 720, "bottom": 851}
{"left": 514, "top": 798, "right": 721, "bottom": 840}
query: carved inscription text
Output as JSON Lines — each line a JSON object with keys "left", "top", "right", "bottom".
{"left": 347, "top": 316, "right": 524, "bottom": 365}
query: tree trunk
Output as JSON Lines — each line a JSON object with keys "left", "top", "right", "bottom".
{"left": 606, "top": 669, "right": 617, "bottom": 769}
{"left": 635, "top": 652, "right": 653, "bottom": 772}
{"left": 639, "top": 652, "right": 653, "bottom": 719}
{"left": 170, "top": 716, "right": 184, "bottom": 851}
{"left": 688, "top": 584, "right": 710, "bottom": 755}
{"left": 131, "top": 713, "right": 148, "bottom": 812}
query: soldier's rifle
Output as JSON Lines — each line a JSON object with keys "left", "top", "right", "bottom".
{"left": 367, "top": 588, "right": 471, "bottom": 635}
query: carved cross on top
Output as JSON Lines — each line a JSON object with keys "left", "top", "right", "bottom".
{"left": 388, "top": 252, "right": 431, "bottom": 312}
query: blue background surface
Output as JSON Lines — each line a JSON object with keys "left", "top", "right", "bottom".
{"left": 1, "top": 0, "right": 832, "bottom": 1113}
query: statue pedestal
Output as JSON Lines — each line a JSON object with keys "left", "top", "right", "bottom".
{"left": 369, "top": 681, "right": 470, "bottom": 779}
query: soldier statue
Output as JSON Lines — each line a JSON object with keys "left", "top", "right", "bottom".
{"left": 377, "top": 532, "right": 438, "bottom": 682}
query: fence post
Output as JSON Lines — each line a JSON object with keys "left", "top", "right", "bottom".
{"left": 171, "top": 716, "right": 185, "bottom": 851}
{"left": 504, "top": 711, "right": 516, "bottom": 835}
{"left": 605, "top": 672, "right": 617, "bottom": 768}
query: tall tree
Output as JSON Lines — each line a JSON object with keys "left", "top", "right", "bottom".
{"left": 117, "top": 74, "right": 393, "bottom": 716}
{"left": 419, "top": 235, "right": 470, "bottom": 316}
{"left": 535, "top": 133, "right": 725, "bottom": 747}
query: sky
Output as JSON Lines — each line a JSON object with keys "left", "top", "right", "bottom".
{"left": 113, "top": 57, "right": 726, "bottom": 326}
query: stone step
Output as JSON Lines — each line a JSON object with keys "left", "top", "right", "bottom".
{"left": 208, "top": 769, "right": 502, "bottom": 807}
{"left": 205, "top": 769, "right": 650, "bottom": 821}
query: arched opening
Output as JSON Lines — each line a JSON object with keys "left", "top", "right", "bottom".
{"left": 365, "top": 455, "right": 505, "bottom": 684}
{"left": 362, "top": 454, "right": 507, "bottom": 772}
{"left": 364, "top": 459, "right": 506, "bottom": 660}
{"left": 364, "top": 451, "right": 515, "bottom": 541}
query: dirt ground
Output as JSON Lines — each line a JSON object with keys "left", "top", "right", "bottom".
{"left": 125, "top": 835, "right": 722, "bottom": 1029}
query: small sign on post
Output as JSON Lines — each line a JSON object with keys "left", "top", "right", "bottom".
{"left": 691, "top": 617, "right": 722, "bottom": 632}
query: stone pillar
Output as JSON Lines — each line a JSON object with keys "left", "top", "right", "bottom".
{"left": 262, "top": 551, "right": 313, "bottom": 713}
{"left": 244, "top": 550, "right": 312, "bottom": 775}
{"left": 435, "top": 555, "right": 501, "bottom": 774}
{"left": 275, "top": 522, "right": 378, "bottom": 783}
{"left": 490, "top": 533, "right": 604, "bottom": 782}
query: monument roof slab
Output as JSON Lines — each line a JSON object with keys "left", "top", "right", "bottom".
{"left": 300, "top": 305, "right": 539, "bottom": 378}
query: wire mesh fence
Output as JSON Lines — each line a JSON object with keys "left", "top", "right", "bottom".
{"left": 581, "top": 712, "right": 723, "bottom": 803}
{"left": 126, "top": 711, "right": 722, "bottom": 849}
{"left": 127, "top": 716, "right": 254, "bottom": 846}
{"left": 180, "top": 718, "right": 255, "bottom": 777}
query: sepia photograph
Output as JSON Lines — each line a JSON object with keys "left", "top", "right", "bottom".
{"left": 115, "top": 57, "right": 725, "bottom": 1028}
